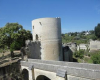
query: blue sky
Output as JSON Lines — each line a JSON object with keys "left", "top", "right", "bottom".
{"left": 0, "top": 0, "right": 100, "bottom": 33}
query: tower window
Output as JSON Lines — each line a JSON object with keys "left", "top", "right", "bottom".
{"left": 36, "top": 34, "right": 38, "bottom": 40}
{"left": 39, "top": 22, "right": 42, "bottom": 25}
{"left": 33, "top": 26, "right": 34, "bottom": 29}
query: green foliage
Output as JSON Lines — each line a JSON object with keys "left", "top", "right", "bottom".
{"left": 10, "top": 41, "right": 21, "bottom": 51}
{"left": 84, "top": 57, "right": 93, "bottom": 63}
{"left": 89, "top": 30, "right": 94, "bottom": 34}
{"left": 91, "top": 51, "right": 100, "bottom": 64}
{"left": 62, "top": 34, "right": 75, "bottom": 43}
{"left": 74, "top": 49, "right": 85, "bottom": 59}
{"left": 86, "top": 34, "right": 97, "bottom": 40}
{"left": 62, "top": 23, "right": 100, "bottom": 64}
{"left": 95, "top": 23, "right": 100, "bottom": 38}
{"left": 88, "top": 59, "right": 93, "bottom": 63}
{"left": 62, "top": 29, "right": 97, "bottom": 45}
{"left": 0, "top": 23, "right": 32, "bottom": 52}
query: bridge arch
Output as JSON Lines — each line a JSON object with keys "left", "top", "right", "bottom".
{"left": 22, "top": 69, "right": 29, "bottom": 80}
{"left": 36, "top": 75, "right": 51, "bottom": 80}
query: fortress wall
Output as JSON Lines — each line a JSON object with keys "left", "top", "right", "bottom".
{"left": 27, "top": 41, "right": 41, "bottom": 59}
{"left": 90, "top": 40, "right": 100, "bottom": 51}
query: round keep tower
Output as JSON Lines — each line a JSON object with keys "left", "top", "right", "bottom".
{"left": 32, "top": 17, "right": 62, "bottom": 61}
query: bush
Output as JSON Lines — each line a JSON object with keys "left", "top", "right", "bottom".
{"left": 74, "top": 49, "right": 85, "bottom": 59}
{"left": 91, "top": 52, "right": 100, "bottom": 64}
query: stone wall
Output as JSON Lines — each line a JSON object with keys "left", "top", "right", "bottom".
{"left": 26, "top": 41, "right": 41, "bottom": 59}
{"left": 62, "top": 46, "right": 73, "bottom": 61}
{"left": 90, "top": 40, "right": 100, "bottom": 51}
{"left": 77, "top": 44, "right": 88, "bottom": 50}
{"left": 21, "top": 59, "right": 100, "bottom": 80}
{"left": 63, "top": 42, "right": 77, "bottom": 52}
{"left": 0, "top": 61, "right": 20, "bottom": 80}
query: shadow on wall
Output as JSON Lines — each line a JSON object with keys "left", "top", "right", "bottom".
{"left": 36, "top": 75, "right": 51, "bottom": 80}
{"left": 62, "top": 46, "right": 78, "bottom": 62}
{"left": 22, "top": 69, "right": 29, "bottom": 80}
{"left": 27, "top": 41, "right": 41, "bottom": 59}
{"left": 73, "top": 58, "right": 78, "bottom": 62}
{"left": 63, "top": 46, "right": 73, "bottom": 62}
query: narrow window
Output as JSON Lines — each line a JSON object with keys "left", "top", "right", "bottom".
{"left": 36, "top": 34, "right": 38, "bottom": 40}
{"left": 39, "top": 22, "right": 42, "bottom": 25}
{"left": 33, "top": 26, "right": 34, "bottom": 29}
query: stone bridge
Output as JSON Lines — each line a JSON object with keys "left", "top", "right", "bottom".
{"left": 21, "top": 59, "right": 100, "bottom": 80}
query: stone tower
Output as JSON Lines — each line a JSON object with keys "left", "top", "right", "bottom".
{"left": 29, "top": 17, "right": 62, "bottom": 61}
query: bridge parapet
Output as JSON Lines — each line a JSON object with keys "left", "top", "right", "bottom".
{"left": 21, "top": 59, "right": 100, "bottom": 80}
{"left": 28, "top": 59, "right": 100, "bottom": 70}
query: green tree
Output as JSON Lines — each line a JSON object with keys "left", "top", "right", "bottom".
{"left": 89, "top": 30, "right": 94, "bottom": 34}
{"left": 0, "top": 23, "right": 32, "bottom": 52}
{"left": 95, "top": 23, "right": 100, "bottom": 38}
{"left": 0, "top": 28, "right": 8, "bottom": 50}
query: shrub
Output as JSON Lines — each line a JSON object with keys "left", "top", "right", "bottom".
{"left": 91, "top": 52, "right": 100, "bottom": 64}
{"left": 74, "top": 49, "right": 85, "bottom": 59}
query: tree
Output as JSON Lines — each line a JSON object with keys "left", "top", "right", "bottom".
{"left": 89, "top": 30, "right": 94, "bottom": 34}
{"left": 0, "top": 23, "right": 32, "bottom": 52}
{"left": 81, "top": 31, "right": 86, "bottom": 35}
{"left": 95, "top": 23, "right": 100, "bottom": 38}
{"left": 0, "top": 28, "right": 8, "bottom": 50}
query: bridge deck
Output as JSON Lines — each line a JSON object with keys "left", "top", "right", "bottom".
{"left": 21, "top": 59, "right": 100, "bottom": 79}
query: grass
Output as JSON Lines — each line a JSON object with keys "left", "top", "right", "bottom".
{"left": 84, "top": 57, "right": 93, "bottom": 63}
{"left": 73, "top": 55, "right": 93, "bottom": 63}
{"left": 88, "top": 59, "right": 93, "bottom": 63}
{"left": 78, "top": 59, "right": 82, "bottom": 63}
